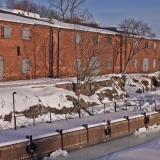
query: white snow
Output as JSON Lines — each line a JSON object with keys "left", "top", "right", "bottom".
{"left": 0, "top": 72, "right": 159, "bottom": 158}
{"left": 1, "top": 8, "right": 41, "bottom": 18}
{"left": 44, "top": 149, "right": 68, "bottom": 159}
{"left": 0, "top": 10, "right": 118, "bottom": 35}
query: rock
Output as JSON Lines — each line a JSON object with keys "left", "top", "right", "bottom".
{"left": 141, "top": 80, "right": 149, "bottom": 87}
{"left": 133, "top": 78, "right": 139, "bottom": 83}
{"left": 97, "top": 93, "right": 105, "bottom": 101}
{"left": 136, "top": 88, "right": 143, "bottom": 93}
{"left": 4, "top": 112, "right": 12, "bottom": 122}
{"left": 99, "top": 80, "right": 107, "bottom": 87}
{"left": 157, "top": 81, "right": 160, "bottom": 87}
{"left": 105, "top": 80, "right": 113, "bottom": 87}
{"left": 55, "top": 83, "right": 73, "bottom": 91}
{"left": 115, "top": 95, "right": 120, "bottom": 101}
{"left": 152, "top": 76, "right": 158, "bottom": 87}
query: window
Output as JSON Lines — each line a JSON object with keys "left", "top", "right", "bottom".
{"left": 3, "top": 25, "right": 11, "bottom": 38}
{"left": 153, "top": 59, "right": 156, "bottom": 68}
{"left": 106, "top": 59, "right": 111, "bottom": 70}
{"left": 135, "top": 41, "right": 138, "bottom": 47}
{"left": 76, "top": 59, "right": 81, "bottom": 72}
{"left": 76, "top": 33, "right": 81, "bottom": 44}
{"left": 134, "top": 59, "right": 138, "bottom": 69}
{"left": 93, "top": 36, "right": 98, "bottom": 44}
{"left": 90, "top": 57, "right": 99, "bottom": 74}
{"left": 107, "top": 36, "right": 112, "bottom": 44}
{"left": 17, "top": 46, "right": 21, "bottom": 56}
{"left": 22, "top": 59, "right": 30, "bottom": 74}
{"left": 98, "top": 36, "right": 102, "bottom": 44}
{"left": 22, "top": 28, "right": 30, "bottom": 40}
{"left": 143, "top": 58, "right": 149, "bottom": 72}
{"left": 145, "top": 41, "right": 148, "bottom": 48}
{"left": 154, "top": 42, "right": 157, "bottom": 49}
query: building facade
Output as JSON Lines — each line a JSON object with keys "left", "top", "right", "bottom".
{"left": 0, "top": 10, "right": 159, "bottom": 81}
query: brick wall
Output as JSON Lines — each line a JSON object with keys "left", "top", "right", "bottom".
{"left": 0, "top": 21, "right": 50, "bottom": 81}
{"left": 0, "top": 20, "right": 160, "bottom": 81}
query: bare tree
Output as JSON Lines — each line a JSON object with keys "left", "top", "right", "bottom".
{"left": 5, "top": 0, "right": 59, "bottom": 19}
{"left": 118, "top": 18, "right": 156, "bottom": 73}
{"left": 108, "top": 35, "right": 125, "bottom": 73}
{"left": 68, "top": 0, "right": 85, "bottom": 19}
{"left": 37, "top": 5, "right": 59, "bottom": 19}
{"left": 48, "top": 0, "right": 70, "bottom": 20}
{"left": 48, "top": 0, "right": 93, "bottom": 23}
{"left": 6, "top": 0, "right": 17, "bottom": 8}
{"left": 64, "top": 27, "right": 107, "bottom": 117}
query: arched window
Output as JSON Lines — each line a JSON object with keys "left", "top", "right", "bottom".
{"left": 3, "top": 25, "right": 12, "bottom": 38}
{"left": 134, "top": 59, "right": 138, "bottom": 69}
{"left": 22, "top": 59, "right": 30, "bottom": 74}
{"left": 22, "top": 28, "right": 30, "bottom": 40}
{"left": 90, "top": 57, "right": 99, "bottom": 74}
{"left": 143, "top": 58, "right": 149, "bottom": 72}
{"left": 106, "top": 59, "right": 111, "bottom": 70}
{"left": 153, "top": 59, "right": 156, "bottom": 68}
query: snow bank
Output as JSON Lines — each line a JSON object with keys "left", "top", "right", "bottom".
{"left": 44, "top": 149, "right": 68, "bottom": 159}
{"left": 134, "top": 125, "right": 160, "bottom": 135}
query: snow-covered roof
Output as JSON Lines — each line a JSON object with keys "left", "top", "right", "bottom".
{"left": 1, "top": 8, "right": 41, "bottom": 18}
{"left": 0, "top": 10, "right": 118, "bottom": 35}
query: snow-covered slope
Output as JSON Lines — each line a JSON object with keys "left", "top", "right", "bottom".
{"left": 0, "top": 72, "right": 160, "bottom": 118}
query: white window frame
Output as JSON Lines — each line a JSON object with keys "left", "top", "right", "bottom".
{"left": 3, "top": 25, "right": 12, "bottom": 38}
{"left": 76, "top": 59, "right": 81, "bottom": 72}
{"left": 106, "top": 59, "right": 111, "bottom": 70}
{"left": 98, "top": 35, "right": 101, "bottom": 44}
{"left": 22, "top": 28, "right": 30, "bottom": 40}
{"left": 153, "top": 59, "right": 156, "bottom": 68}
{"left": 22, "top": 58, "right": 30, "bottom": 74}
{"left": 135, "top": 41, "right": 138, "bottom": 47}
{"left": 154, "top": 42, "right": 157, "bottom": 49}
{"left": 90, "top": 57, "right": 99, "bottom": 74}
{"left": 76, "top": 33, "right": 81, "bottom": 44}
{"left": 134, "top": 59, "right": 138, "bottom": 69}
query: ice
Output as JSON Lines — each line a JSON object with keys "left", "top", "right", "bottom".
{"left": 44, "top": 149, "right": 68, "bottom": 159}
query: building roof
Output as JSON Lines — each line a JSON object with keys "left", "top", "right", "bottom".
{"left": 0, "top": 9, "right": 118, "bottom": 35}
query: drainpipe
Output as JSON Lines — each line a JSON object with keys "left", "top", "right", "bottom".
{"left": 57, "top": 28, "right": 61, "bottom": 78}
{"left": 120, "top": 35, "right": 123, "bottom": 73}
{"left": 49, "top": 26, "right": 53, "bottom": 78}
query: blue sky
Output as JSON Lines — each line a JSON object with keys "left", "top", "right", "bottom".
{"left": 1, "top": 0, "right": 160, "bottom": 37}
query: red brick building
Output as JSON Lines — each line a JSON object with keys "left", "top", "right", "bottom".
{"left": 0, "top": 10, "right": 159, "bottom": 81}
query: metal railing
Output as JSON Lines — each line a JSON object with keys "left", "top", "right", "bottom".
{"left": 91, "top": 99, "right": 157, "bottom": 115}
{"left": 0, "top": 99, "right": 157, "bottom": 131}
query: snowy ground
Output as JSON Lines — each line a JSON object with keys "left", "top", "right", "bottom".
{"left": 0, "top": 72, "right": 160, "bottom": 159}
{"left": 0, "top": 72, "right": 159, "bottom": 116}
{"left": 0, "top": 72, "right": 160, "bottom": 130}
